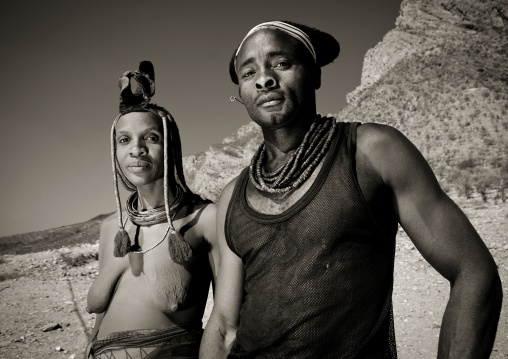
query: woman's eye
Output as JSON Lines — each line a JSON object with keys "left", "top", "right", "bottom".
{"left": 147, "top": 134, "right": 159, "bottom": 142}
{"left": 118, "top": 137, "right": 129, "bottom": 144}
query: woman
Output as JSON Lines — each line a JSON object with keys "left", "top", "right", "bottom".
{"left": 85, "top": 61, "right": 217, "bottom": 358}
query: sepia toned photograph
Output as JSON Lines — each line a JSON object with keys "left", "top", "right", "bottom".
{"left": 0, "top": 0, "right": 506, "bottom": 358}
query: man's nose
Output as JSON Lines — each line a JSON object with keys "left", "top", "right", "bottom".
{"left": 256, "top": 69, "right": 277, "bottom": 90}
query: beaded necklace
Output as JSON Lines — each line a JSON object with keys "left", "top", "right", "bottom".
{"left": 125, "top": 219, "right": 172, "bottom": 254}
{"left": 125, "top": 190, "right": 183, "bottom": 226}
{"left": 123, "top": 191, "right": 185, "bottom": 255}
{"left": 249, "top": 116, "right": 337, "bottom": 194}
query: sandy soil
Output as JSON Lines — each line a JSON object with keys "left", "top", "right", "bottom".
{"left": 0, "top": 199, "right": 506, "bottom": 358}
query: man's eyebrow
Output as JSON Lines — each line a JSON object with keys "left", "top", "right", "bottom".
{"left": 266, "top": 51, "right": 292, "bottom": 59}
{"left": 238, "top": 57, "right": 255, "bottom": 70}
{"left": 238, "top": 51, "right": 293, "bottom": 69}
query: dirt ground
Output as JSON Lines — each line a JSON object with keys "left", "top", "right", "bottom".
{"left": 0, "top": 198, "right": 507, "bottom": 358}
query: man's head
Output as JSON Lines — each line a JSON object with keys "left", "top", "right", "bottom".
{"left": 229, "top": 21, "right": 340, "bottom": 85}
{"left": 229, "top": 21, "right": 340, "bottom": 129}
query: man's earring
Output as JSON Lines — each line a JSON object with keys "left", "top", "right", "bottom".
{"left": 230, "top": 96, "right": 244, "bottom": 105}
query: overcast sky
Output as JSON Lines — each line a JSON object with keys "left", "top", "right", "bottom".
{"left": 0, "top": 0, "right": 402, "bottom": 237}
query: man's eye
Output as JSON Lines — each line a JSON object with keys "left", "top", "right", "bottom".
{"left": 242, "top": 70, "right": 255, "bottom": 78}
{"left": 275, "top": 61, "right": 290, "bottom": 68}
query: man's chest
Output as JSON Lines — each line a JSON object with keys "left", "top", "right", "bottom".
{"left": 245, "top": 160, "right": 324, "bottom": 215}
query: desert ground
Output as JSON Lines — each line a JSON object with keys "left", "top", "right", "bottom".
{"left": 1, "top": 196, "right": 506, "bottom": 358}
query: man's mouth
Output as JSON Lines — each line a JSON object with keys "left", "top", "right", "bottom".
{"left": 260, "top": 100, "right": 282, "bottom": 108}
{"left": 257, "top": 94, "right": 283, "bottom": 108}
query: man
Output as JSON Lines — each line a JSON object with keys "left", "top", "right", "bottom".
{"left": 201, "top": 21, "right": 502, "bottom": 358}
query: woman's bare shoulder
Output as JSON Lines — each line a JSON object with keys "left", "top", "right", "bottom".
{"left": 99, "top": 213, "right": 123, "bottom": 235}
{"left": 101, "top": 212, "right": 118, "bottom": 228}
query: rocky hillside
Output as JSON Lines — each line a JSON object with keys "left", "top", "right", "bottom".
{"left": 183, "top": 121, "right": 263, "bottom": 202}
{"left": 342, "top": 0, "right": 508, "bottom": 200}
{"left": 0, "top": 214, "right": 110, "bottom": 256}
{"left": 184, "top": 0, "right": 508, "bottom": 203}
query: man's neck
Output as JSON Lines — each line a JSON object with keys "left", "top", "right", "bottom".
{"left": 261, "top": 114, "right": 316, "bottom": 172}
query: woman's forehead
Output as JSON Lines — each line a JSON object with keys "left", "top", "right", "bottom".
{"left": 116, "top": 112, "right": 162, "bottom": 131}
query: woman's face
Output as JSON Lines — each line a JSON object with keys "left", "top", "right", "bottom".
{"left": 115, "top": 112, "right": 164, "bottom": 188}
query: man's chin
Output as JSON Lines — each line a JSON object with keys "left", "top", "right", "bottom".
{"left": 249, "top": 112, "right": 292, "bottom": 130}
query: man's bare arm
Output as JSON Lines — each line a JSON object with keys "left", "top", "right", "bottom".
{"left": 359, "top": 123, "right": 502, "bottom": 358}
{"left": 200, "top": 203, "right": 219, "bottom": 283}
{"left": 200, "top": 179, "right": 245, "bottom": 358}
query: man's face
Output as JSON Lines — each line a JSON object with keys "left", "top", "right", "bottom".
{"left": 115, "top": 112, "right": 164, "bottom": 188}
{"left": 235, "top": 29, "right": 319, "bottom": 130}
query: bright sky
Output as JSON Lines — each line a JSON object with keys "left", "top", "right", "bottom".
{"left": 0, "top": 0, "right": 402, "bottom": 237}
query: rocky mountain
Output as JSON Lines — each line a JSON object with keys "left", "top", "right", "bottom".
{"left": 183, "top": 121, "right": 262, "bottom": 202}
{"left": 185, "top": 0, "right": 508, "bottom": 203}
{"left": 342, "top": 0, "right": 508, "bottom": 200}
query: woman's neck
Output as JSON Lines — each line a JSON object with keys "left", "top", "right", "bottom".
{"left": 135, "top": 177, "right": 175, "bottom": 210}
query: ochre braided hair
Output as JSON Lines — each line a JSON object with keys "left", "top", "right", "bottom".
{"left": 111, "top": 61, "right": 204, "bottom": 261}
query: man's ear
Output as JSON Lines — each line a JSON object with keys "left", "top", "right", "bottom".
{"left": 314, "top": 66, "right": 321, "bottom": 90}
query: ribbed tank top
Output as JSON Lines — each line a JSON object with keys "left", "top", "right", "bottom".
{"left": 225, "top": 121, "right": 398, "bottom": 359}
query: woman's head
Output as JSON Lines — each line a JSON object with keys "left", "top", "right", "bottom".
{"left": 112, "top": 105, "right": 188, "bottom": 196}
{"left": 111, "top": 62, "right": 196, "bottom": 259}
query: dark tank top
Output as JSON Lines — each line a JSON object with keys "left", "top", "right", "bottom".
{"left": 225, "top": 121, "right": 398, "bottom": 359}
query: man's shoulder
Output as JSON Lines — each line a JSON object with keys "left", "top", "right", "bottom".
{"left": 356, "top": 122, "right": 433, "bottom": 188}
{"left": 357, "top": 122, "right": 401, "bottom": 144}
{"left": 223, "top": 167, "right": 249, "bottom": 199}
{"left": 356, "top": 122, "right": 411, "bottom": 158}
{"left": 220, "top": 175, "right": 241, "bottom": 203}
{"left": 216, "top": 174, "right": 244, "bottom": 219}
{"left": 354, "top": 122, "right": 421, "bottom": 181}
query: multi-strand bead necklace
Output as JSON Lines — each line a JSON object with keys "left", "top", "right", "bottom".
{"left": 249, "top": 115, "right": 337, "bottom": 194}
{"left": 122, "top": 190, "right": 184, "bottom": 254}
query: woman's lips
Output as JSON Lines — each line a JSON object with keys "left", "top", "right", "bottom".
{"left": 127, "top": 162, "right": 151, "bottom": 172}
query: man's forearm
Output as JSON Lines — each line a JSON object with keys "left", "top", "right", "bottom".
{"left": 438, "top": 270, "right": 502, "bottom": 358}
{"left": 200, "top": 315, "right": 236, "bottom": 359}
